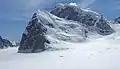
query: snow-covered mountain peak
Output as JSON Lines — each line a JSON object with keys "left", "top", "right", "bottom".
{"left": 1, "top": 3, "right": 120, "bottom": 69}
{"left": 18, "top": 3, "right": 114, "bottom": 53}
{"left": 55, "top": 3, "right": 78, "bottom": 9}
{"left": 69, "top": 3, "right": 78, "bottom": 6}
{"left": 0, "top": 36, "right": 14, "bottom": 49}
{"left": 53, "top": 3, "right": 100, "bottom": 16}
{"left": 115, "top": 17, "right": 120, "bottom": 23}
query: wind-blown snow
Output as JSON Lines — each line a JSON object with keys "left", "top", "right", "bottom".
{"left": 81, "top": 8, "right": 100, "bottom": 15}
{"left": 35, "top": 10, "right": 86, "bottom": 42}
{"left": 69, "top": 3, "right": 78, "bottom": 6}
{"left": 1, "top": 24, "right": 120, "bottom": 69}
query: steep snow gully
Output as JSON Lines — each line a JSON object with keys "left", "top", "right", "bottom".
{"left": 1, "top": 3, "right": 120, "bottom": 69}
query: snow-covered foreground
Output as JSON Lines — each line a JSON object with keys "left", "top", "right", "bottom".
{"left": 1, "top": 34, "right": 120, "bottom": 69}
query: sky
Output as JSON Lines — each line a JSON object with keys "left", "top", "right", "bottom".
{"left": 0, "top": 0, "right": 120, "bottom": 40}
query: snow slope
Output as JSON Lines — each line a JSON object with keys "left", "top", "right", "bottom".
{"left": 1, "top": 26, "right": 120, "bottom": 69}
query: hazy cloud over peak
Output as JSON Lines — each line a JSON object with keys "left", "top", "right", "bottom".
{"left": 78, "top": 0, "right": 97, "bottom": 8}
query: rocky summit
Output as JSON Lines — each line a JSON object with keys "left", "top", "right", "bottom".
{"left": 0, "top": 36, "right": 13, "bottom": 49}
{"left": 51, "top": 3, "right": 114, "bottom": 35}
{"left": 18, "top": 13, "right": 49, "bottom": 53}
{"left": 115, "top": 17, "right": 120, "bottom": 23}
{"left": 18, "top": 3, "right": 114, "bottom": 53}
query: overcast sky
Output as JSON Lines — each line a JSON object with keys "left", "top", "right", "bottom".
{"left": 0, "top": 0, "right": 120, "bottom": 40}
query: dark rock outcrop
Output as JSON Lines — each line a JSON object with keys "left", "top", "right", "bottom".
{"left": 0, "top": 36, "right": 13, "bottom": 49}
{"left": 115, "top": 17, "right": 120, "bottom": 23}
{"left": 18, "top": 13, "right": 49, "bottom": 53}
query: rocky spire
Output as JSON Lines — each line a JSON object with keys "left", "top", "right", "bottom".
{"left": 0, "top": 36, "right": 13, "bottom": 49}
{"left": 18, "top": 13, "right": 49, "bottom": 53}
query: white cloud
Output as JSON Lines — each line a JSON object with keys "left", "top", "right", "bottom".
{"left": 6, "top": 0, "right": 97, "bottom": 21}
{"left": 77, "top": 0, "right": 97, "bottom": 8}
{"left": 24, "top": 0, "right": 45, "bottom": 9}
{"left": 14, "top": 0, "right": 53, "bottom": 11}
{"left": 69, "top": 3, "right": 77, "bottom": 6}
{"left": 6, "top": 0, "right": 54, "bottom": 21}
{"left": 116, "top": 6, "right": 120, "bottom": 10}
{"left": 114, "top": 1, "right": 120, "bottom": 10}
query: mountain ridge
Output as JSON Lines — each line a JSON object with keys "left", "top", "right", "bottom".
{"left": 0, "top": 36, "right": 14, "bottom": 49}
{"left": 18, "top": 3, "right": 115, "bottom": 53}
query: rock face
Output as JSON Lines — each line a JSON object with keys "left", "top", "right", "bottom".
{"left": 0, "top": 36, "right": 13, "bottom": 49}
{"left": 18, "top": 3, "right": 114, "bottom": 53}
{"left": 18, "top": 11, "right": 87, "bottom": 53}
{"left": 51, "top": 4, "right": 114, "bottom": 35}
{"left": 115, "top": 17, "right": 120, "bottom": 23}
{"left": 18, "top": 13, "right": 48, "bottom": 53}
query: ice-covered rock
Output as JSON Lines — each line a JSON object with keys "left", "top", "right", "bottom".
{"left": 51, "top": 3, "right": 114, "bottom": 35}
{"left": 18, "top": 11, "right": 87, "bottom": 53}
{"left": 0, "top": 36, "right": 13, "bottom": 49}
{"left": 18, "top": 3, "right": 114, "bottom": 53}
{"left": 115, "top": 17, "right": 120, "bottom": 24}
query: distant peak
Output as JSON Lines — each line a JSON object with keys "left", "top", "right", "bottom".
{"left": 31, "top": 13, "right": 38, "bottom": 19}
{"left": 53, "top": 3, "right": 100, "bottom": 16}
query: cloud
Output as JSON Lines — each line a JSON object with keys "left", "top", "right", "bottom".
{"left": 5, "top": 0, "right": 53, "bottom": 11}
{"left": 24, "top": 0, "right": 52, "bottom": 10}
{"left": 69, "top": 3, "right": 78, "bottom": 6}
{"left": 0, "top": 0, "right": 97, "bottom": 22}
{"left": 24, "top": 0, "right": 55, "bottom": 11}
{"left": 0, "top": 0, "right": 54, "bottom": 22}
{"left": 114, "top": 1, "right": 120, "bottom": 10}
{"left": 116, "top": 6, "right": 120, "bottom": 10}
{"left": 77, "top": 0, "right": 97, "bottom": 8}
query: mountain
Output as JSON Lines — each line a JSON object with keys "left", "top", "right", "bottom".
{"left": 51, "top": 3, "right": 114, "bottom": 35}
{"left": 0, "top": 36, "right": 13, "bottom": 49}
{"left": 18, "top": 3, "right": 114, "bottom": 53}
{"left": 10, "top": 40, "right": 20, "bottom": 47}
{"left": 115, "top": 17, "right": 120, "bottom": 23}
